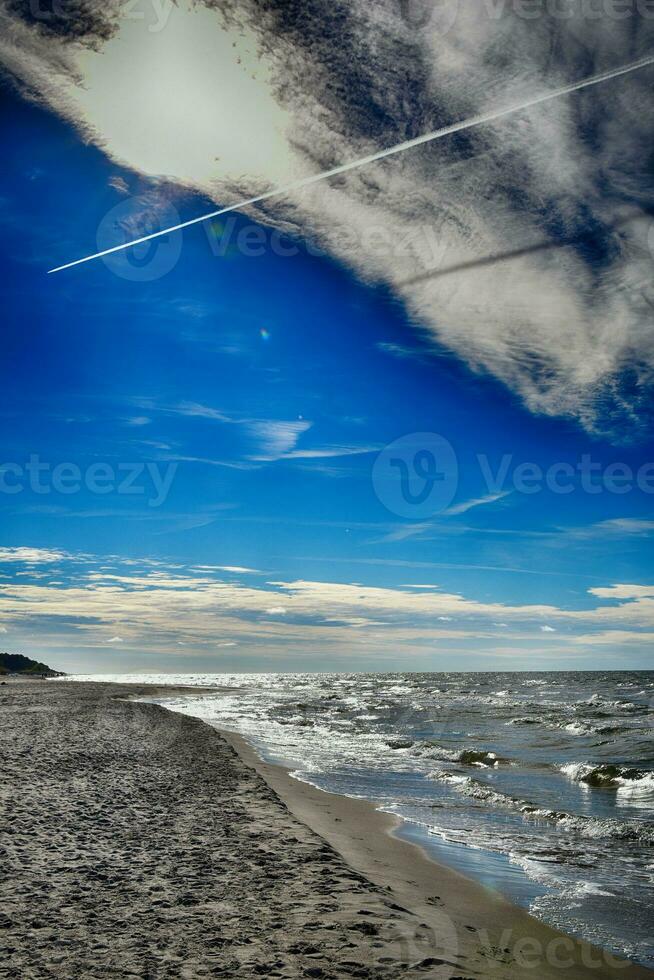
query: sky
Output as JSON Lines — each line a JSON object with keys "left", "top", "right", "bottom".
{"left": 0, "top": 0, "right": 653, "bottom": 673}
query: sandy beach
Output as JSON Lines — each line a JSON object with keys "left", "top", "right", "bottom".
{"left": 1, "top": 679, "right": 650, "bottom": 979}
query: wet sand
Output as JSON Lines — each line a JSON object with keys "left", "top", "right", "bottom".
{"left": 1, "top": 679, "right": 650, "bottom": 979}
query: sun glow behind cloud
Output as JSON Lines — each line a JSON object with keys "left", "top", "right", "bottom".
{"left": 74, "top": 3, "right": 296, "bottom": 189}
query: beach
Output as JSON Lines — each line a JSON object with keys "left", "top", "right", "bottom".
{"left": 1, "top": 679, "right": 650, "bottom": 980}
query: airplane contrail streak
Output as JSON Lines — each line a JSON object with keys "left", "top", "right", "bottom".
{"left": 48, "top": 54, "right": 654, "bottom": 275}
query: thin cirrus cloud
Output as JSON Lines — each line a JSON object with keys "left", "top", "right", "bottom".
{"left": 380, "top": 491, "right": 512, "bottom": 542}
{"left": 564, "top": 517, "right": 654, "bottom": 539}
{"left": 245, "top": 420, "right": 313, "bottom": 461}
{"left": 2, "top": 1, "right": 654, "bottom": 434}
{"left": 441, "top": 490, "right": 512, "bottom": 517}
{"left": 593, "top": 518, "right": 654, "bottom": 535}
{"left": 130, "top": 399, "right": 326, "bottom": 464}
{"left": 283, "top": 445, "right": 380, "bottom": 460}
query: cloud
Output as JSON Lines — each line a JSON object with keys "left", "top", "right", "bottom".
{"left": 132, "top": 399, "right": 232, "bottom": 423}
{"left": 592, "top": 518, "right": 654, "bottom": 535}
{"left": 376, "top": 342, "right": 425, "bottom": 361}
{"left": 246, "top": 420, "right": 313, "bottom": 461}
{"left": 108, "top": 175, "right": 129, "bottom": 194}
{"left": 441, "top": 490, "right": 512, "bottom": 517}
{"left": 0, "top": 547, "right": 68, "bottom": 564}
{"left": 284, "top": 444, "right": 379, "bottom": 460}
{"left": 572, "top": 630, "right": 654, "bottom": 645}
{"left": 171, "top": 401, "right": 232, "bottom": 422}
{"left": 1, "top": 549, "right": 653, "bottom": 661}
{"left": 381, "top": 491, "right": 511, "bottom": 540}
{"left": 132, "top": 398, "right": 324, "bottom": 464}
{"left": 2, "top": 0, "right": 653, "bottom": 434}
{"left": 212, "top": 565, "right": 261, "bottom": 574}
{"left": 588, "top": 583, "right": 654, "bottom": 600}
{"left": 566, "top": 517, "right": 654, "bottom": 539}
{"left": 380, "top": 521, "right": 435, "bottom": 543}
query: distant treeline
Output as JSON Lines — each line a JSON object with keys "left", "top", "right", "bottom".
{"left": 0, "top": 653, "right": 64, "bottom": 676}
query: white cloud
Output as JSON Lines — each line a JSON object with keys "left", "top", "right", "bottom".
{"left": 246, "top": 420, "right": 313, "bottom": 461}
{"left": 593, "top": 518, "right": 654, "bottom": 535}
{"left": 108, "top": 174, "right": 129, "bottom": 194}
{"left": 0, "top": 548, "right": 67, "bottom": 564}
{"left": 442, "top": 491, "right": 512, "bottom": 517}
{"left": 172, "top": 401, "right": 232, "bottom": 422}
{"left": 588, "top": 584, "right": 654, "bottom": 600}
{"left": 214, "top": 566, "right": 260, "bottom": 575}
{"left": 284, "top": 445, "right": 379, "bottom": 460}
{"left": 573, "top": 630, "right": 654, "bottom": 645}
{"left": 1, "top": 549, "right": 653, "bottom": 660}
{"left": 380, "top": 522, "right": 435, "bottom": 543}
{"left": 381, "top": 492, "right": 511, "bottom": 541}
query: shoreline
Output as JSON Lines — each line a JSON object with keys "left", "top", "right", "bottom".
{"left": 131, "top": 679, "right": 653, "bottom": 976}
{"left": 217, "top": 728, "right": 650, "bottom": 979}
{"left": 3, "top": 679, "right": 651, "bottom": 978}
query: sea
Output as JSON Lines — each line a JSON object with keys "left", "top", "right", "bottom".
{"left": 64, "top": 670, "right": 654, "bottom": 965}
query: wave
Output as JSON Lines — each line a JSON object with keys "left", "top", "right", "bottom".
{"left": 560, "top": 762, "right": 654, "bottom": 791}
{"left": 426, "top": 770, "right": 654, "bottom": 845}
{"left": 581, "top": 694, "right": 650, "bottom": 716}
{"left": 525, "top": 809, "right": 654, "bottom": 846}
{"left": 413, "top": 744, "right": 502, "bottom": 766}
{"left": 561, "top": 719, "right": 637, "bottom": 738}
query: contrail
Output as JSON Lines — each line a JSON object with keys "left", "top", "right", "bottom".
{"left": 48, "top": 54, "right": 654, "bottom": 275}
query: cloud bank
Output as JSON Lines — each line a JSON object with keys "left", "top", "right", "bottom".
{"left": 2, "top": 0, "right": 654, "bottom": 434}
{"left": 1, "top": 549, "right": 653, "bottom": 665}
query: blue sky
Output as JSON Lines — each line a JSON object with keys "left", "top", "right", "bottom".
{"left": 1, "top": 75, "right": 654, "bottom": 673}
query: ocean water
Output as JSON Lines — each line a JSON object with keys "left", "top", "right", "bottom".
{"left": 65, "top": 671, "right": 654, "bottom": 965}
